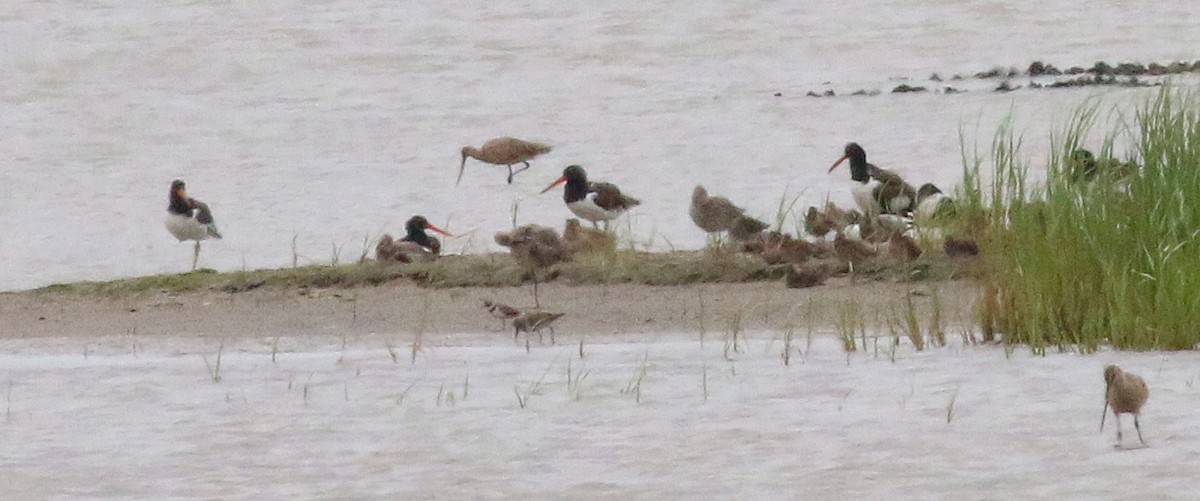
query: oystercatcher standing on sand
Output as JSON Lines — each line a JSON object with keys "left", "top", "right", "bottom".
{"left": 165, "top": 179, "right": 222, "bottom": 271}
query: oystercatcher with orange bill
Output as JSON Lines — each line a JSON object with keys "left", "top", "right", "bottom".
{"left": 828, "top": 142, "right": 917, "bottom": 216}
{"left": 376, "top": 215, "right": 453, "bottom": 263}
{"left": 539, "top": 165, "right": 640, "bottom": 230}
{"left": 165, "top": 179, "right": 222, "bottom": 271}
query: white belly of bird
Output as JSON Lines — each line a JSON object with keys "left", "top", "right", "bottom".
{"left": 851, "top": 183, "right": 882, "bottom": 215}
{"left": 165, "top": 213, "right": 211, "bottom": 242}
{"left": 567, "top": 197, "right": 622, "bottom": 224}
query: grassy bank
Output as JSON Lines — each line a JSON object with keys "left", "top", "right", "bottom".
{"left": 961, "top": 88, "right": 1200, "bottom": 352}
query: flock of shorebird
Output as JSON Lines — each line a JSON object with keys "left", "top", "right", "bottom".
{"left": 164, "top": 137, "right": 1150, "bottom": 447}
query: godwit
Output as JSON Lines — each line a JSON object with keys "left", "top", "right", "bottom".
{"left": 375, "top": 215, "right": 452, "bottom": 263}
{"left": 458, "top": 137, "right": 552, "bottom": 185}
{"left": 495, "top": 224, "right": 570, "bottom": 308}
{"left": 512, "top": 311, "right": 566, "bottom": 345}
{"left": 828, "top": 143, "right": 917, "bottom": 216}
{"left": 690, "top": 185, "right": 769, "bottom": 244}
{"left": 165, "top": 179, "right": 222, "bottom": 271}
{"left": 540, "top": 165, "right": 640, "bottom": 230}
{"left": 483, "top": 300, "right": 521, "bottom": 330}
{"left": 1101, "top": 365, "right": 1149, "bottom": 447}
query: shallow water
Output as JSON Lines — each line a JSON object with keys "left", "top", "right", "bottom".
{"left": 2, "top": 332, "right": 1198, "bottom": 499}
{"left": 2, "top": 0, "right": 1199, "bottom": 290}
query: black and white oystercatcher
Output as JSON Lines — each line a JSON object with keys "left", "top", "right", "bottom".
{"left": 376, "top": 215, "right": 453, "bottom": 263}
{"left": 828, "top": 143, "right": 917, "bottom": 216}
{"left": 458, "top": 137, "right": 552, "bottom": 185}
{"left": 540, "top": 165, "right": 640, "bottom": 230}
{"left": 165, "top": 179, "right": 222, "bottom": 271}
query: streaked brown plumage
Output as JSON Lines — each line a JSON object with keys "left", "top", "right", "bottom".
{"left": 785, "top": 263, "right": 829, "bottom": 288}
{"left": 834, "top": 232, "right": 877, "bottom": 267}
{"left": 563, "top": 218, "right": 615, "bottom": 255}
{"left": 759, "top": 231, "right": 817, "bottom": 266}
{"left": 495, "top": 225, "right": 570, "bottom": 308}
{"left": 483, "top": 300, "right": 521, "bottom": 329}
{"left": 1101, "top": 365, "right": 1149, "bottom": 446}
{"left": 458, "top": 137, "right": 552, "bottom": 185}
{"left": 886, "top": 231, "right": 922, "bottom": 262}
{"left": 512, "top": 311, "right": 566, "bottom": 345}
{"left": 689, "top": 185, "right": 766, "bottom": 241}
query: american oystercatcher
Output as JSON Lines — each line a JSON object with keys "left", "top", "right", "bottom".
{"left": 539, "top": 165, "right": 640, "bottom": 230}
{"left": 376, "top": 215, "right": 452, "bottom": 263}
{"left": 458, "top": 137, "right": 552, "bottom": 185}
{"left": 828, "top": 143, "right": 917, "bottom": 216}
{"left": 164, "top": 179, "right": 222, "bottom": 271}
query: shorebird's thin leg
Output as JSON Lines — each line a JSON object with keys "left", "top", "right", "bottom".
{"left": 532, "top": 273, "right": 541, "bottom": 309}
{"left": 192, "top": 242, "right": 201, "bottom": 271}
{"left": 506, "top": 165, "right": 515, "bottom": 184}
{"left": 524, "top": 336, "right": 531, "bottom": 353}
{"left": 513, "top": 327, "right": 520, "bottom": 342}
{"left": 549, "top": 327, "right": 556, "bottom": 345}
{"left": 510, "top": 162, "right": 531, "bottom": 179}
{"left": 1134, "top": 415, "right": 1145, "bottom": 445}
{"left": 1115, "top": 414, "right": 1124, "bottom": 446}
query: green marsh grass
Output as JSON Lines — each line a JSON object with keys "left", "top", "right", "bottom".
{"left": 961, "top": 88, "right": 1200, "bottom": 352}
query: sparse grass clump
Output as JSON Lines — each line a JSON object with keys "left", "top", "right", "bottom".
{"left": 959, "top": 87, "right": 1200, "bottom": 352}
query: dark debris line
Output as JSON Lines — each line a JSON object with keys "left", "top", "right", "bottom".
{"left": 792, "top": 59, "right": 1200, "bottom": 98}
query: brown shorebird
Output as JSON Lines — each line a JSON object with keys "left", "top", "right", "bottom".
{"left": 376, "top": 215, "right": 452, "bottom": 263}
{"left": 165, "top": 179, "right": 223, "bottom": 271}
{"left": 1101, "top": 365, "right": 1150, "bottom": 447}
{"left": 886, "top": 231, "right": 922, "bottom": 262}
{"left": 758, "top": 231, "right": 817, "bottom": 266}
{"left": 563, "top": 218, "right": 615, "bottom": 254}
{"left": 834, "top": 231, "right": 877, "bottom": 278}
{"left": 495, "top": 224, "right": 570, "bottom": 308}
{"left": 512, "top": 311, "right": 566, "bottom": 345}
{"left": 458, "top": 137, "right": 552, "bottom": 185}
{"left": 785, "top": 263, "right": 829, "bottom": 288}
{"left": 828, "top": 143, "right": 918, "bottom": 216}
{"left": 541, "top": 165, "right": 640, "bottom": 230}
{"left": 483, "top": 300, "right": 521, "bottom": 329}
{"left": 943, "top": 237, "right": 980, "bottom": 257}
{"left": 689, "top": 185, "right": 768, "bottom": 242}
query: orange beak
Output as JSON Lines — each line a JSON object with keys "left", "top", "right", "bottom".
{"left": 828, "top": 154, "right": 849, "bottom": 174}
{"left": 539, "top": 176, "right": 568, "bottom": 194}
{"left": 425, "top": 223, "right": 453, "bottom": 237}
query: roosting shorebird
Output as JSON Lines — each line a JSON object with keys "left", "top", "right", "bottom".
{"left": 828, "top": 143, "right": 918, "bottom": 216}
{"left": 563, "top": 218, "right": 615, "bottom": 254}
{"left": 1101, "top": 365, "right": 1150, "bottom": 447}
{"left": 165, "top": 179, "right": 222, "bottom": 271}
{"left": 483, "top": 300, "right": 521, "bottom": 330}
{"left": 540, "top": 165, "right": 640, "bottom": 230}
{"left": 376, "top": 215, "right": 453, "bottom": 263}
{"left": 689, "top": 185, "right": 768, "bottom": 242}
{"left": 458, "top": 137, "right": 552, "bottom": 185}
{"left": 512, "top": 311, "right": 566, "bottom": 345}
{"left": 495, "top": 224, "right": 570, "bottom": 308}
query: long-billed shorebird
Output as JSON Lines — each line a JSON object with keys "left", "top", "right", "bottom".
{"left": 512, "top": 311, "right": 566, "bottom": 345}
{"left": 165, "top": 179, "right": 222, "bottom": 271}
{"left": 828, "top": 143, "right": 917, "bottom": 216}
{"left": 376, "top": 215, "right": 452, "bottom": 263}
{"left": 458, "top": 137, "right": 552, "bottom": 185}
{"left": 495, "top": 224, "right": 570, "bottom": 308}
{"left": 540, "top": 165, "right": 640, "bottom": 230}
{"left": 690, "top": 185, "right": 768, "bottom": 242}
{"left": 1101, "top": 365, "right": 1150, "bottom": 447}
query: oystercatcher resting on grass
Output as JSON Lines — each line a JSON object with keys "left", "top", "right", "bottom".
{"left": 376, "top": 215, "right": 452, "bottom": 263}
{"left": 828, "top": 142, "right": 917, "bottom": 216}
